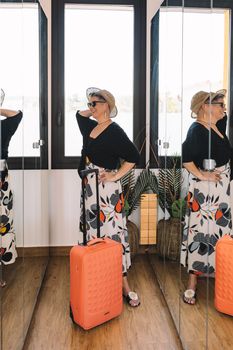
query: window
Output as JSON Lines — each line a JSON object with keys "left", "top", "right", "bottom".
{"left": 0, "top": 1, "right": 48, "bottom": 169}
{"left": 150, "top": 0, "right": 233, "bottom": 165}
{"left": 52, "top": 0, "right": 146, "bottom": 169}
{"left": 0, "top": 4, "right": 39, "bottom": 157}
{"left": 65, "top": 4, "right": 134, "bottom": 156}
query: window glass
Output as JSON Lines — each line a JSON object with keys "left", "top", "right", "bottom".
{"left": 65, "top": 4, "right": 134, "bottom": 156}
{"left": 159, "top": 9, "right": 228, "bottom": 156}
{"left": 0, "top": 4, "right": 39, "bottom": 157}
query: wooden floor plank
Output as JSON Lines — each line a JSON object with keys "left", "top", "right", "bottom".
{"left": 23, "top": 255, "right": 182, "bottom": 350}
{"left": 2, "top": 257, "right": 48, "bottom": 350}
{"left": 149, "top": 254, "right": 233, "bottom": 350}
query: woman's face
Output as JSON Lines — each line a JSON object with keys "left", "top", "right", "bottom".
{"left": 88, "top": 96, "right": 109, "bottom": 119}
{"left": 204, "top": 97, "right": 226, "bottom": 122}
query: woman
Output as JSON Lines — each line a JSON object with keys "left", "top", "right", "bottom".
{"left": 76, "top": 87, "right": 140, "bottom": 307}
{"left": 0, "top": 105, "right": 23, "bottom": 286}
{"left": 181, "top": 89, "right": 232, "bottom": 305}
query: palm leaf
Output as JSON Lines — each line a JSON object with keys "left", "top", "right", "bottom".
{"left": 158, "top": 163, "right": 182, "bottom": 215}
{"left": 127, "top": 171, "right": 149, "bottom": 215}
{"left": 121, "top": 169, "right": 136, "bottom": 201}
{"left": 127, "top": 169, "right": 158, "bottom": 216}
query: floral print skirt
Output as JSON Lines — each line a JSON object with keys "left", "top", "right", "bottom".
{"left": 0, "top": 171, "right": 17, "bottom": 265}
{"left": 180, "top": 163, "right": 232, "bottom": 274}
{"left": 77, "top": 162, "right": 131, "bottom": 275}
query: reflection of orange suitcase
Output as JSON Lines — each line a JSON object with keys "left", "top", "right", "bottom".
{"left": 70, "top": 168, "right": 122, "bottom": 330}
{"left": 215, "top": 235, "right": 233, "bottom": 315}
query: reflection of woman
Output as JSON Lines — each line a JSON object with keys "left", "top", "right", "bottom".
{"left": 0, "top": 107, "right": 23, "bottom": 286}
{"left": 181, "top": 89, "right": 232, "bottom": 305}
{"left": 76, "top": 87, "right": 140, "bottom": 307}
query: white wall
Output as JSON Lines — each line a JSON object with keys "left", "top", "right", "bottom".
{"left": 50, "top": 170, "right": 81, "bottom": 246}
{"left": 11, "top": 170, "right": 49, "bottom": 247}
{"left": 49, "top": 169, "right": 143, "bottom": 247}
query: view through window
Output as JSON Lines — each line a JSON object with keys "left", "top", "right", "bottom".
{"left": 0, "top": 4, "right": 39, "bottom": 157}
{"left": 65, "top": 4, "right": 134, "bottom": 156}
{"left": 159, "top": 8, "right": 229, "bottom": 156}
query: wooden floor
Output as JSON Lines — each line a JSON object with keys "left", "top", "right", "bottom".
{"left": 23, "top": 255, "right": 182, "bottom": 350}
{"left": 1, "top": 257, "right": 48, "bottom": 350}
{"left": 149, "top": 255, "right": 233, "bottom": 350}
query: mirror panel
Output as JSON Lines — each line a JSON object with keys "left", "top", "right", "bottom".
{"left": 158, "top": 3, "right": 183, "bottom": 334}
{"left": 149, "top": 1, "right": 233, "bottom": 349}
{"left": 21, "top": 0, "right": 49, "bottom": 342}
{"left": 0, "top": 1, "right": 49, "bottom": 348}
{"left": 0, "top": 1, "right": 24, "bottom": 349}
{"left": 180, "top": 2, "right": 231, "bottom": 349}
{"left": 149, "top": 0, "right": 183, "bottom": 337}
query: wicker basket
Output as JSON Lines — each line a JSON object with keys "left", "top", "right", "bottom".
{"left": 126, "top": 220, "right": 139, "bottom": 259}
{"left": 157, "top": 218, "right": 182, "bottom": 261}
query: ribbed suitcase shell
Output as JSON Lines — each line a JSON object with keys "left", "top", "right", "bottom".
{"left": 70, "top": 237, "right": 122, "bottom": 330}
{"left": 215, "top": 235, "right": 233, "bottom": 315}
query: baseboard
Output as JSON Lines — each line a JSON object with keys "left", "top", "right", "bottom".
{"left": 17, "top": 246, "right": 49, "bottom": 257}
{"left": 50, "top": 245, "right": 156, "bottom": 257}
{"left": 16, "top": 245, "right": 157, "bottom": 257}
{"left": 50, "top": 246, "right": 72, "bottom": 256}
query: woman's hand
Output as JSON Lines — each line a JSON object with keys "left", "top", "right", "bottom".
{"left": 200, "top": 170, "right": 222, "bottom": 182}
{"left": 183, "top": 161, "right": 221, "bottom": 183}
{"left": 99, "top": 170, "right": 117, "bottom": 183}
{"left": 99, "top": 161, "right": 135, "bottom": 183}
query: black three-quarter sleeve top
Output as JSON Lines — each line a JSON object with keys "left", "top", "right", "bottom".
{"left": 182, "top": 121, "right": 231, "bottom": 169}
{"left": 1, "top": 111, "right": 23, "bottom": 160}
{"left": 76, "top": 111, "right": 140, "bottom": 171}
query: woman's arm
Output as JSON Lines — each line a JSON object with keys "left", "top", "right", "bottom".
{"left": 0, "top": 108, "right": 20, "bottom": 118}
{"left": 78, "top": 110, "right": 92, "bottom": 118}
{"left": 183, "top": 161, "right": 221, "bottom": 182}
{"left": 216, "top": 113, "right": 227, "bottom": 135}
{"left": 76, "top": 110, "right": 96, "bottom": 136}
{"left": 99, "top": 161, "right": 135, "bottom": 183}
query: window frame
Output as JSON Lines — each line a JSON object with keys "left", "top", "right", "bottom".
{"left": 52, "top": 0, "right": 146, "bottom": 169}
{"left": 150, "top": 0, "right": 233, "bottom": 168}
{"left": 1, "top": 0, "right": 48, "bottom": 170}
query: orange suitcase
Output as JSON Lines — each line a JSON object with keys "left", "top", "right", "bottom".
{"left": 70, "top": 168, "right": 123, "bottom": 330}
{"left": 215, "top": 235, "right": 233, "bottom": 315}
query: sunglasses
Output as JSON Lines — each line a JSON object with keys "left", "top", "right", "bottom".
{"left": 87, "top": 101, "right": 106, "bottom": 108}
{"left": 205, "top": 102, "right": 226, "bottom": 108}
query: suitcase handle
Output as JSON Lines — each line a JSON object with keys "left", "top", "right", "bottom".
{"left": 80, "top": 168, "right": 98, "bottom": 178}
{"left": 81, "top": 168, "right": 101, "bottom": 245}
{"left": 87, "top": 238, "right": 106, "bottom": 246}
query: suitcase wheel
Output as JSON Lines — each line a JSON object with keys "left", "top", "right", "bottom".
{"left": 70, "top": 305, "right": 75, "bottom": 323}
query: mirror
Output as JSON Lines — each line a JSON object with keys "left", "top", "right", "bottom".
{"left": 149, "top": 1, "right": 233, "bottom": 349}
{"left": 0, "top": 1, "right": 25, "bottom": 348}
{"left": 149, "top": 0, "right": 184, "bottom": 339}
{"left": 21, "top": 0, "right": 49, "bottom": 342}
{"left": 0, "top": 1, "right": 48, "bottom": 348}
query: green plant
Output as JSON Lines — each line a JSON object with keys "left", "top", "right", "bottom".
{"left": 158, "top": 156, "right": 186, "bottom": 218}
{"left": 121, "top": 167, "right": 158, "bottom": 217}
{"left": 171, "top": 198, "right": 186, "bottom": 218}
